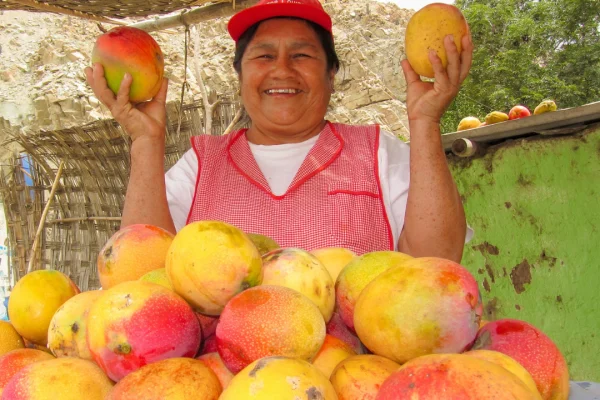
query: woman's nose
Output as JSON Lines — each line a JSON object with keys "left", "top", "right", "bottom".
{"left": 270, "top": 55, "right": 295, "bottom": 78}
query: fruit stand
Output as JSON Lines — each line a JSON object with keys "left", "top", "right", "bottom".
{"left": 0, "top": 1, "right": 599, "bottom": 399}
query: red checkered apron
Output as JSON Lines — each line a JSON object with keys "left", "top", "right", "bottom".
{"left": 186, "top": 122, "right": 394, "bottom": 255}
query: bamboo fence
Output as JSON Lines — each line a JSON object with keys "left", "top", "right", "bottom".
{"left": 0, "top": 98, "right": 243, "bottom": 290}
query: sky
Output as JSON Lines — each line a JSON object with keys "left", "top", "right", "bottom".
{"left": 376, "top": 0, "right": 454, "bottom": 11}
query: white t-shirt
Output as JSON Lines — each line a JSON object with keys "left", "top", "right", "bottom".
{"left": 165, "top": 130, "right": 473, "bottom": 249}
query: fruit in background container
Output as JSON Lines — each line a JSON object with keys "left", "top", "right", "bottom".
{"left": 87, "top": 281, "right": 201, "bottom": 382}
{"left": 534, "top": 99, "right": 558, "bottom": 115}
{"left": 97, "top": 224, "right": 174, "bottom": 290}
{"left": 472, "top": 319, "right": 569, "bottom": 400}
{"left": 0, "top": 349, "right": 54, "bottom": 395}
{"left": 2, "top": 357, "right": 113, "bottom": 400}
{"left": 457, "top": 116, "right": 482, "bottom": 131}
{"left": 47, "top": 290, "right": 102, "bottom": 360}
{"left": 0, "top": 322, "right": 24, "bottom": 356}
{"left": 465, "top": 349, "right": 540, "bottom": 396}
{"left": 262, "top": 248, "right": 335, "bottom": 322}
{"left": 485, "top": 111, "right": 509, "bottom": 124}
{"left": 215, "top": 285, "right": 325, "bottom": 374}
{"left": 405, "top": 3, "right": 469, "bottom": 78}
{"left": 246, "top": 233, "right": 280, "bottom": 256}
{"left": 312, "top": 334, "right": 357, "bottom": 378}
{"left": 106, "top": 358, "right": 221, "bottom": 400}
{"left": 166, "top": 220, "right": 263, "bottom": 316}
{"left": 509, "top": 105, "right": 532, "bottom": 120}
{"left": 8, "top": 270, "right": 79, "bottom": 346}
{"left": 354, "top": 257, "right": 482, "bottom": 364}
{"left": 310, "top": 247, "right": 356, "bottom": 281}
{"left": 91, "top": 26, "right": 164, "bottom": 104}
{"left": 330, "top": 354, "right": 400, "bottom": 400}
{"left": 336, "top": 251, "right": 412, "bottom": 333}
{"left": 219, "top": 356, "right": 338, "bottom": 400}
{"left": 376, "top": 353, "right": 542, "bottom": 399}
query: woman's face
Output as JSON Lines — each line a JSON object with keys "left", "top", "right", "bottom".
{"left": 240, "top": 18, "right": 335, "bottom": 140}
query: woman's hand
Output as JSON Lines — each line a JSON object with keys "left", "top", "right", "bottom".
{"left": 401, "top": 33, "right": 473, "bottom": 125}
{"left": 84, "top": 63, "right": 168, "bottom": 142}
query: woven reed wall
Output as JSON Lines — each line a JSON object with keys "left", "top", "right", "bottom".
{"left": 0, "top": 99, "right": 243, "bottom": 290}
{"left": 0, "top": 0, "right": 213, "bottom": 19}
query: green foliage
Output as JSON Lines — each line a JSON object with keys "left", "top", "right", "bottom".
{"left": 441, "top": 0, "right": 600, "bottom": 133}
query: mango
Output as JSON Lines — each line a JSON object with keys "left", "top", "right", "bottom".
{"left": 8, "top": 270, "right": 79, "bottom": 346}
{"left": 219, "top": 356, "right": 337, "bottom": 400}
{"left": 197, "top": 352, "right": 234, "bottom": 390}
{"left": 310, "top": 247, "right": 356, "bottom": 281}
{"left": 262, "top": 248, "right": 335, "bottom": 322}
{"left": 91, "top": 26, "right": 164, "bottom": 104}
{"left": 106, "top": 358, "right": 221, "bottom": 400}
{"left": 405, "top": 3, "right": 469, "bottom": 78}
{"left": 472, "top": 319, "right": 570, "bottom": 400}
{"left": 336, "top": 251, "right": 412, "bottom": 333}
{"left": 98, "top": 224, "right": 174, "bottom": 290}
{"left": 166, "top": 220, "right": 262, "bottom": 316}
{"left": 534, "top": 100, "right": 558, "bottom": 115}
{"left": 247, "top": 233, "right": 280, "bottom": 256}
{"left": 1, "top": 357, "right": 113, "bottom": 400}
{"left": 47, "top": 290, "right": 102, "bottom": 360}
{"left": 330, "top": 354, "right": 400, "bottom": 400}
{"left": 139, "top": 268, "right": 173, "bottom": 290}
{"left": 0, "top": 349, "right": 54, "bottom": 395}
{"left": 485, "top": 111, "right": 509, "bottom": 124}
{"left": 0, "top": 322, "right": 24, "bottom": 356}
{"left": 354, "top": 257, "right": 482, "bottom": 364}
{"left": 457, "top": 116, "right": 482, "bottom": 131}
{"left": 87, "top": 281, "right": 201, "bottom": 381}
{"left": 312, "top": 334, "right": 356, "bottom": 378}
{"left": 376, "top": 353, "right": 542, "bottom": 399}
{"left": 465, "top": 349, "right": 540, "bottom": 397}
{"left": 215, "top": 285, "right": 325, "bottom": 373}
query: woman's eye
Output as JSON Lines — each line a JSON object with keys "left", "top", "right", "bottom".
{"left": 257, "top": 54, "right": 274, "bottom": 59}
{"left": 293, "top": 53, "right": 310, "bottom": 58}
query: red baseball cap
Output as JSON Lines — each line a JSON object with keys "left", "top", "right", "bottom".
{"left": 227, "top": 0, "right": 333, "bottom": 42}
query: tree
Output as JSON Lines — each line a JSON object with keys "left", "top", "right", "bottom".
{"left": 441, "top": 0, "right": 600, "bottom": 133}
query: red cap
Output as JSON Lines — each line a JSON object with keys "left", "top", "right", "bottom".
{"left": 227, "top": 0, "right": 333, "bottom": 42}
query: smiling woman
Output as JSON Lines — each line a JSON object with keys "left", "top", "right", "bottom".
{"left": 84, "top": 0, "right": 473, "bottom": 262}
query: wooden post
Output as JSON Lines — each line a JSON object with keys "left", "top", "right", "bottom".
{"left": 27, "top": 161, "right": 64, "bottom": 273}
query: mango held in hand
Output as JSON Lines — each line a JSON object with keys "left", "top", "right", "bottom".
{"left": 91, "top": 26, "right": 164, "bottom": 103}
{"left": 8, "top": 270, "right": 79, "bottom": 346}
{"left": 354, "top": 257, "right": 482, "bottom": 364}
{"left": 405, "top": 3, "right": 469, "bottom": 78}
{"left": 166, "top": 221, "right": 262, "bottom": 316}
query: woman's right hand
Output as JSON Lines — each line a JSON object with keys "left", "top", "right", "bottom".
{"left": 84, "top": 63, "right": 168, "bottom": 142}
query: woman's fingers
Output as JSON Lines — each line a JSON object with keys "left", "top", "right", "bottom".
{"left": 88, "top": 63, "right": 117, "bottom": 108}
{"left": 153, "top": 78, "right": 169, "bottom": 105}
{"left": 429, "top": 48, "right": 450, "bottom": 87}
{"left": 444, "top": 35, "right": 461, "bottom": 85}
{"left": 401, "top": 59, "right": 421, "bottom": 86}
{"left": 115, "top": 72, "right": 133, "bottom": 109}
{"left": 459, "top": 33, "right": 473, "bottom": 83}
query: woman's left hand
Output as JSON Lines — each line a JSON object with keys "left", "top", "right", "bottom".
{"left": 401, "top": 33, "right": 473, "bottom": 125}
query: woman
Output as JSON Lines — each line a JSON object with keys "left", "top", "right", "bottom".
{"left": 85, "top": 0, "right": 472, "bottom": 262}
